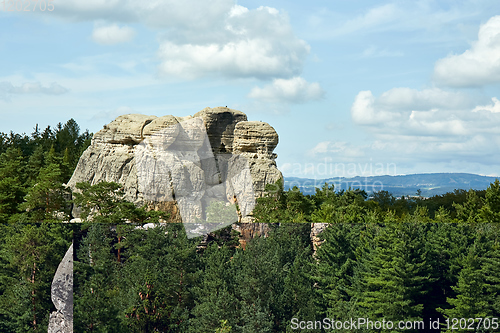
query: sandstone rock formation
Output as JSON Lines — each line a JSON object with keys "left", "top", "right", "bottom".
{"left": 48, "top": 243, "right": 73, "bottom": 333}
{"left": 68, "top": 107, "right": 283, "bottom": 223}
{"left": 310, "top": 223, "right": 330, "bottom": 255}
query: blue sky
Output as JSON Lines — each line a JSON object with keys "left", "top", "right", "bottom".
{"left": 1, "top": 0, "right": 500, "bottom": 178}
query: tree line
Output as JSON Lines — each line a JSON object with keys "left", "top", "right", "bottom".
{"left": 0, "top": 120, "right": 499, "bottom": 331}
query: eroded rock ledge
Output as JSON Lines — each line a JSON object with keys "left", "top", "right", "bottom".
{"left": 68, "top": 107, "right": 283, "bottom": 224}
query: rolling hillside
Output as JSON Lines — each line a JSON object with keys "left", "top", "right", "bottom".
{"left": 284, "top": 173, "right": 499, "bottom": 197}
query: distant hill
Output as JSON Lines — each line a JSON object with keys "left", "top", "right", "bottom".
{"left": 284, "top": 173, "right": 499, "bottom": 197}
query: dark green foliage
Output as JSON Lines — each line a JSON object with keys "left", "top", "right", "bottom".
{"left": 0, "top": 148, "right": 26, "bottom": 223}
{"left": 73, "top": 181, "right": 168, "bottom": 224}
{"left": 21, "top": 163, "right": 70, "bottom": 222}
{"left": 253, "top": 179, "right": 315, "bottom": 223}
{"left": 2, "top": 120, "right": 500, "bottom": 332}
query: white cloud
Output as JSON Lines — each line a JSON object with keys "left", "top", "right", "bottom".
{"left": 0, "top": 82, "right": 68, "bottom": 100}
{"left": 473, "top": 97, "right": 500, "bottom": 113}
{"left": 91, "top": 24, "right": 135, "bottom": 45}
{"left": 156, "top": 5, "right": 309, "bottom": 79}
{"left": 247, "top": 77, "right": 324, "bottom": 103}
{"left": 434, "top": 15, "right": 500, "bottom": 87}
{"left": 347, "top": 87, "right": 500, "bottom": 168}
{"left": 50, "top": 1, "right": 310, "bottom": 80}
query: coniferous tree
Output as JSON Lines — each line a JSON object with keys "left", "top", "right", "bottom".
{"left": 74, "top": 223, "right": 123, "bottom": 332}
{"left": 356, "top": 223, "right": 430, "bottom": 332}
{"left": 479, "top": 180, "right": 500, "bottom": 223}
{"left": 0, "top": 223, "right": 72, "bottom": 332}
{"left": 120, "top": 223, "right": 200, "bottom": 332}
{"left": 442, "top": 225, "right": 500, "bottom": 329}
{"left": 21, "top": 162, "right": 70, "bottom": 222}
{"left": 188, "top": 244, "right": 239, "bottom": 333}
{"left": 454, "top": 189, "right": 483, "bottom": 223}
{"left": 312, "top": 223, "right": 361, "bottom": 322}
{"left": 0, "top": 148, "right": 26, "bottom": 223}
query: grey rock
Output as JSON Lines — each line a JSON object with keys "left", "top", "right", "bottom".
{"left": 68, "top": 107, "right": 282, "bottom": 219}
{"left": 233, "top": 121, "right": 282, "bottom": 197}
{"left": 310, "top": 223, "right": 330, "bottom": 255}
{"left": 48, "top": 243, "right": 73, "bottom": 333}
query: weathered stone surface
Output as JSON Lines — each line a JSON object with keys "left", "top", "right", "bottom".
{"left": 233, "top": 121, "right": 282, "bottom": 197}
{"left": 232, "top": 223, "right": 271, "bottom": 250}
{"left": 310, "top": 223, "right": 330, "bottom": 255}
{"left": 68, "top": 107, "right": 282, "bottom": 218}
{"left": 194, "top": 106, "right": 247, "bottom": 154}
{"left": 48, "top": 243, "right": 73, "bottom": 333}
{"left": 233, "top": 121, "right": 278, "bottom": 155}
{"left": 93, "top": 114, "right": 157, "bottom": 144}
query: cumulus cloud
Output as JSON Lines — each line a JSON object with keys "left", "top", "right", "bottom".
{"left": 248, "top": 77, "right": 324, "bottom": 103}
{"left": 157, "top": 5, "right": 309, "bottom": 79}
{"left": 51, "top": 1, "right": 310, "bottom": 80}
{"left": 351, "top": 87, "right": 477, "bottom": 132}
{"left": 473, "top": 97, "right": 500, "bottom": 113}
{"left": 0, "top": 82, "right": 68, "bottom": 100}
{"left": 434, "top": 15, "right": 500, "bottom": 87}
{"left": 347, "top": 87, "right": 500, "bottom": 168}
{"left": 92, "top": 24, "right": 135, "bottom": 45}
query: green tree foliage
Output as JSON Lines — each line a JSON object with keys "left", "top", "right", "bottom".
{"left": 355, "top": 223, "right": 430, "bottom": 332}
{"left": 0, "top": 223, "right": 72, "bottom": 332}
{"left": 0, "top": 148, "right": 26, "bottom": 223}
{"left": 253, "top": 179, "right": 314, "bottom": 223}
{"left": 21, "top": 163, "right": 70, "bottom": 222}
{"left": 312, "top": 223, "right": 362, "bottom": 321}
{"left": 479, "top": 179, "right": 500, "bottom": 223}
{"left": 73, "top": 181, "right": 167, "bottom": 224}
{"left": 74, "top": 223, "right": 122, "bottom": 332}
{"left": 441, "top": 224, "right": 500, "bottom": 328}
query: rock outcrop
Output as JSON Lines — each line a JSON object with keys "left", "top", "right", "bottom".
{"left": 68, "top": 107, "right": 283, "bottom": 222}
{"left": 310, "top": 223, "right": 330, "bottom": 255}
{"left": 48, "top": 243, "right": 73, "bottom": 333}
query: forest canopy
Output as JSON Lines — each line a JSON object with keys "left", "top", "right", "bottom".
{"left": 0, "top": 120, "right": 499, "bottom": 332}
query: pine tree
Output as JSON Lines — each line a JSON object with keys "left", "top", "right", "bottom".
{"left": 356, "top": 223, "right": 430, "bottom": 332}
{"left": 74, "top": 223, "right": 123, "bottom": 332}
{"left": 442, "top": 225, "right": 500, "bottom": 329}
{"left": 479, "top": 180, "right": 500, "bottom": 223}
{"left": 120, "top": 223, "right": 200, "bottom": 332}
{"left": 21, "top": 162, "right": 70, "bottom": 222}
{"left": 312, "top": 223, "right": 361, "bottom": 321}
{"left": 26, "top": 145, "right": 45, "bottom": 186}
{"left": 454, "top": 189, "right": 483, "bottom": 223}
{"left": 73, "top": 181, "right": 167, "bottom": 224}
{"left": 188, "top": 244, "right": 239, "bottom": 333}
{"left": 0, "top": 223, "right": 72, "bottom": 332}
{"left": 425, "top": 223, "right": 475, "bottom": 324}
{"left": 0, "top": 148, "right": 26, "bottom": 223}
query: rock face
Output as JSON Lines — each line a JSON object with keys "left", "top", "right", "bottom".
{"left": 48, "top": 243, "right": 73, "bottom": 333}
{"left": 310, "top": 223, "right": 330, "bottom": 255}
{"left": 68, "top": 107, "right": 283, "bottom": 221}
{"left": 233, "top": 121, "right": 281, "bottom": 198}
